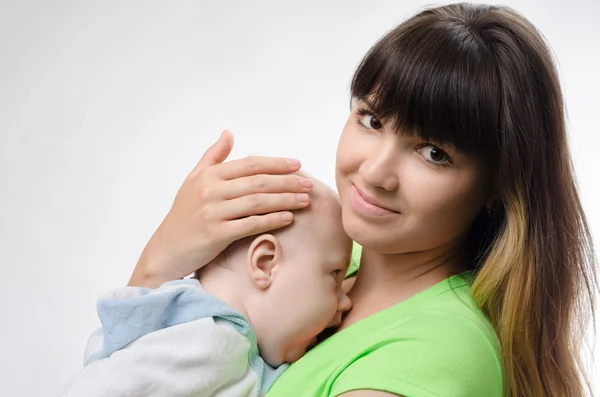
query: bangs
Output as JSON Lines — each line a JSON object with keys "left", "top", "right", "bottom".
{"left": 351, "top": 13, "right": 501, "bottom": 155}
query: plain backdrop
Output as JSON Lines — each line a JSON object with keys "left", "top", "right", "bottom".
{"left": 1, "top": 0, "right": 598, "bottom": 395}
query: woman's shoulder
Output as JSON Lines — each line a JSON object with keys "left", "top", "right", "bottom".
{"left": 384, "top": 302, "right": 503, "bottom": 366}
{"left": 335, "top": 317, "right": 504, "bottom": 396}
{"left": 382, "top": 271, "right": 503, "bottom": 361}
{"left": 328, "top": 302, "right": 504, "bottom": 396}
{"left": 365, "top": 278, "right": 502, "bottom": 362}
{"left": 332, "top": 273, "right": 504, "bottom": 396}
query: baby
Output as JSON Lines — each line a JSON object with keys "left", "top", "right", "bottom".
{"left": 60, "top": 175, "right": 353, "bottom": 397}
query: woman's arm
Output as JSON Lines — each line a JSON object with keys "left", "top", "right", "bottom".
{"left": 129, "top": 130, "right": 314, "bottom": 288}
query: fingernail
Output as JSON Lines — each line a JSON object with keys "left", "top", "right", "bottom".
{"left": 282, "top": 212, "right": 294, "bottom": 221}
{"left": 287, "top": 158, "right": 301, "bottom": 168}
{"left": 296, "top": 193, "right": 310, "bottom": 203}
{"left": 300, "top": 178, "right": 313, "bottom": 188}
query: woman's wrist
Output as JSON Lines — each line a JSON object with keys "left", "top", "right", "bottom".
{"left": 128, "top": 236, "right": 183, "bottom": 288}
{"left": 128, "top": 262, "right": 183, "bottom": 288}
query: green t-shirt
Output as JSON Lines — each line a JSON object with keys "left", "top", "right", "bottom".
{"left": 266, "top": 244, "right": 505, "bottom": 397}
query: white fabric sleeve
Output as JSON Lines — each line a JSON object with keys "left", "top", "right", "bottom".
{"left": 59, "top": 317, "right": 261, "bottom": 397}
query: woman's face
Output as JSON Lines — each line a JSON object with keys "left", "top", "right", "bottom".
{"left": 335, "top": 98, "right": 491, "bottom": 255}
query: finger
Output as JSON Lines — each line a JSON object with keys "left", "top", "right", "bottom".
{"left": 228, "top": 211, "right": 296, "bottom": 241}
{"left": 219, "top": 174, "right": 313, "bottom": 200}
{"left": 192, "top": 130, "right": 234, "bottom": 174}
{"left": 216, "top": 156, "right": 301, "bottom": 181}
{"left": 222, "top": 192, "right": 310, "bottom": 219}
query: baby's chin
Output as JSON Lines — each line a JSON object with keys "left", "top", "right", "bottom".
{"left": 284, "top": 349, "right": 306, "bottom": 364}
{"left": 284, "top": 337, "right": 317, "bottom": 364}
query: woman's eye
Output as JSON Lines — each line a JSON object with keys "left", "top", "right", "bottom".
{"left": 332, "top": 270, "right": 341, "bottom": 280}
{"left": 359, "top": 113, "right": 382, "bottom": 130}
{"left": 419, "top": 145, "right": 452, "bottom": 166}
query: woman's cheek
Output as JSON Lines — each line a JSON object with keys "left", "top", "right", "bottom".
{"left": 401, "top": 160, "right": 450, "bottom": 205}
{"left": 337, "top": 131, "right": 365, "bottom": 167}
{"left": 402, "top": 164, "right": 467, "bottom": 217}
{"left": 335, "top": 134, "right": 352, "bottom": 174}
{"left": 414, "top": 170, "right": 486, "bottom": 233}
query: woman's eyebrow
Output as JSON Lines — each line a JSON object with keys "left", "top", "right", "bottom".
{"left": 356, "top": 96, "right": 374, "bottom": 108}
{"left": 350, "top": 96, "right": 375, "bottom": 111}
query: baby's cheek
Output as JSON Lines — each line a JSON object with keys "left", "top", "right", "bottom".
{"left": 324, "top": 294, "right": 341, "bottom": 325}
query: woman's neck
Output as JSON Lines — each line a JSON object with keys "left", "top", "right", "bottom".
{"left": 339, "top": 240, "right": 468, "bottom": 331}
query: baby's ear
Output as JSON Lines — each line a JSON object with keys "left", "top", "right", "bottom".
{"left": 247, "top": 234, "right": 282, "bottom": 290}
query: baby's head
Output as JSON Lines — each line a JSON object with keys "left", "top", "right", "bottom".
{"left": 197, "top": 174, "right": 353, "bottom": 366}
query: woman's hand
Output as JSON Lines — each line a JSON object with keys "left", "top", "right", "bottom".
{"left": 129, "top": 130, "right": 313, "bottom": 288}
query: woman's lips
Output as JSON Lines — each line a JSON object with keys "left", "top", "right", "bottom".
{"left": 349, "top": 185, "right": 399, "bottom": 218}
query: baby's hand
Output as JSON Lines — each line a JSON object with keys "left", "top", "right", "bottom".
{"left": 129, "top": 131, "right": 314, "bottom": 288}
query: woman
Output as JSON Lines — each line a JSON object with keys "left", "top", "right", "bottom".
{"left": 130, "top": 3, "right": 597, "bottom": 396}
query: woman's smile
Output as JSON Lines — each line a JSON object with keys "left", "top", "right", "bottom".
{"left": 349, "top": 184, "right": 400, "bottom": 218}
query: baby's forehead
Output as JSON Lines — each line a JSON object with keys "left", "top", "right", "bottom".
{"left": 296, "top": 196, "right": 343, "bottom": 232}
{"left": 295, "top": 208, "right": 351, "bottom": 256}
{"left": 287, "top": 172, "right": 350, "bottom": 247}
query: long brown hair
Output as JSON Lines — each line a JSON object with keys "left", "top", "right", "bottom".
{"left": 350, "top": 3, "right": 597, "bottom": 396}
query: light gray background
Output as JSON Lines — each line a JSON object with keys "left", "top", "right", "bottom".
{"left": 1, "top": 1, "right": 598, "bottom": 395}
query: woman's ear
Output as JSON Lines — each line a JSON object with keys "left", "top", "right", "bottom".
{"left": 246, "top": 234, "right": 282, "bottom": 290}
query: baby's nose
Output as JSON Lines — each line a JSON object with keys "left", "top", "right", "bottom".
{"left": 338, "top": 293, "right": 352, "bottom": 312}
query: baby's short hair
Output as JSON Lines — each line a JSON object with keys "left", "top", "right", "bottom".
{"left": 196, "top": 172, "right": 339, "bottom": 274}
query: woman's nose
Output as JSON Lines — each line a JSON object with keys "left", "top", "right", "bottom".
{"left": 359, "top": 136, "right": 400, "bottom": 191}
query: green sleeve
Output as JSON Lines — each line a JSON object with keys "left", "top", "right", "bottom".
{"left": 345, "top": 242, "right": 362, "bottom": 278}
{"left": 330, "top": 313, "right": 504, "bottom": 397}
